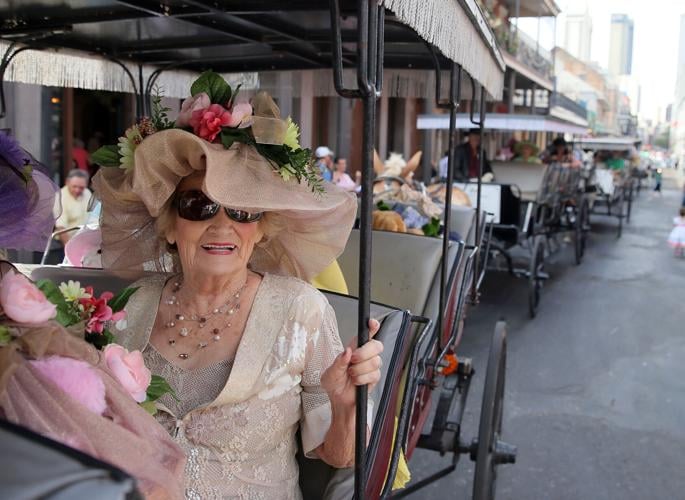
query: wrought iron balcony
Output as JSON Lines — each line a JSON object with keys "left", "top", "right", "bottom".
{"left": 550, "top": 92, "right": 588, "bottom": 120}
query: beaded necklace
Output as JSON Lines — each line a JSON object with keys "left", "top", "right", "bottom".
{"left": 163, "top": 278, "right": 246, "bottom": 360}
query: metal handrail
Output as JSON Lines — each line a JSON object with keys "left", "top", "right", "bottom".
{"left": 40, "top": 226, "right": 82, "bottom": 265}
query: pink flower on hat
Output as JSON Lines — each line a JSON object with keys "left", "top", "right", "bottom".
{"left": 190, "top": 104, "right": 232, "bottom": 142}
{"left": 176, "top": 92, "right": 211, "bottom": 128}
{"left": 227, "top": 102, "right": 253, "bottom": 128}
{"left": 103, "top": 344, "right": 152, "bottom": 403}
{"left": 0, "top": 271, "right": 56, "bottom": 324}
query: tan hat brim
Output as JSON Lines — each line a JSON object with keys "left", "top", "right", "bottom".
{"left": 95, "top": 129, "right": 357, "bottom": 280}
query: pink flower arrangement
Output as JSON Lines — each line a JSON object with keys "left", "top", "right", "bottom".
{"left": 0, "top": 271, "right": 56, "bottom": 324}
{"left": 176, "top": 92, "right": 211, "bottom": 128}
{"left": 30, "top": 356, "right": 107, "bottom": 415}
{"left": 227, "top": 102, "right": 253, "bottom": 128}
{"left": 189, "top": 103, "right": 233, "bottom": 142}
{"left": 103, "top": 344, "right": 152, "bottom": 403}
{"left": 79, "top": 287, "right": 126, "bottom": 334}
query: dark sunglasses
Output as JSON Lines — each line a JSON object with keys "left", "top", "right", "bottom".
{"left": 174, "top": 190, "right": 263, "bottom": 223}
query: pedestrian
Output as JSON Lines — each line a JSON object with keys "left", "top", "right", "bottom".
{"left": 315, "top": 146, "right": 334, "bottom": 182}
{"left": 438, "top": 150, "right": 449, "bottom": 180}
{"left": 681, "top": 182, "right": 685, "bottom": 208}
{"left": 72, "top": 137, "right": 90, "bottom": 171}
{"left": 668, "top": 207, "right": 685, "bottom": 257}
{"left": 53, "top": 169, "right": 92, "bottom": 245}
{"left": 454, "top": 128, "right": 493, "bottom": 182}
{"left": 332, "top": 157, "right": 359, "bottom": 192}
{"left": 653, "top": 168, "right": 663, "bottom": 194}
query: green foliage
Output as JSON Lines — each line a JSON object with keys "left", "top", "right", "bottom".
{"left": 422, "top": 217, "right": 442, "bottom": 237}
{"left": 147, "top": 374, "right": 179, "bottom": 402}
{"left": 220, "top": 128, "right": 322, "bottom": 194}
{"left": 220, "top": 127, "right": 253, "bottom": 150}
{"left": 0, "top": 326, "right": 11, "bottom": 346}
{"left": 36, "top": 279, "right": 79, "bottom": 326}
{"left": 108, "top": 287, "right": 139, "bottom": 313}
{"left": 151, "top": 87, "right": 174, "bottom": 131}
{"left": 85, "top": 329, "right": 115, "bottom": 349}
{"left": 191, "top": 70, "right": 232, "bottom": 105}
{"left": 376, "top": 200, "right": 391, "bottom": 211}
{"left": 91, "top": 145, "right": 121, "bottom": 168}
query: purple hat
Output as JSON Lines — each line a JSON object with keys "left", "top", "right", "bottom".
{"left": 0, "top": 132, "right": 60, "bottom": 251}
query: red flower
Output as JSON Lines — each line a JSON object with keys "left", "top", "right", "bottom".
{"left": 189, "top": 104, "right": 232, "bottom": 142}
{"left": 79, "top": 289, "right": 125, "bottom": 334}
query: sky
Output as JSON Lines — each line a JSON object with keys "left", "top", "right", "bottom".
{"left": 516, "top": 0, "right": 685, "bottom": 124}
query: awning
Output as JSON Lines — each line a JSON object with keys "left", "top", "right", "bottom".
{"left": 578, "top": 137, "right": 640, "bottom": 151}
{"left": 0, "top": 0, "right": 505, "bottom": 101}
{"left": 417, "top": 112, "right": 589, "bottom": 134}
{"left": 0, "top": 42, "right": 258, "bottom": 97}
{"left": 381, "top": 0, "right": 506, "bottom": 99}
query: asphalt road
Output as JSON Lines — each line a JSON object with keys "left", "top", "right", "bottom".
{"left": 404, "top": 174, "right": 685, "bottom": 500}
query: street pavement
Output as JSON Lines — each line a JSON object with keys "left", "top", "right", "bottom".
{"left": 404, "top": 173, "right": 685, "bottom": 499}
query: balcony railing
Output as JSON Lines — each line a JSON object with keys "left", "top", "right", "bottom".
{"left": 550, "top": 92, "right": 588, "bottom": 120}
{"left": 494, "top": 24, "right": 553, "bottom": 81}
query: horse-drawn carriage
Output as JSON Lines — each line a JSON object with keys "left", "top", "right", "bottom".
{"left": 578, "top": 137, "right": 640, "bottom": 238}
{"left": 1, "top": 1, "right": 516, "bottom": 498}
{"left": 448, "top": 158, "right": 588, "bottom": 318}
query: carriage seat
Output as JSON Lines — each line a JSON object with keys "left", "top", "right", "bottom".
{"left": 337, "top": 229, "right": 463, "bottom": 344}
{"left": 491, "top": 161, "right": 549, "bottom": 202}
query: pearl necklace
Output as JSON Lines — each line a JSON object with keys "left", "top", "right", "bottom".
{"left": 164, "top": 278, "right": 246, "bottom": 360}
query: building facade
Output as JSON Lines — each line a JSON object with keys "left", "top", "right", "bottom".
{"left": 564, "top": 9, "right": 593, "bottom": 62}
{"left": 608, "top": 14, "right": 634, "bottom": 76}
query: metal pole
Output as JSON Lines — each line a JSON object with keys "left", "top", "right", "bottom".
{"left": 473, "top": 86, "right": 486, "bottom": 302}
{"left": 437, "top": 63, "right": 460, "bottom": 350}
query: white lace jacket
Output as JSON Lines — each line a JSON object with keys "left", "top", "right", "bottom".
{"left": 118, "top": 273, "right": 343, "bottom": 500}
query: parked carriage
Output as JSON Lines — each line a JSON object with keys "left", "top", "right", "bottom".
{"left": 578, "top": 137, "right": 640, "bottom": 238}
{"left": 1, "top": 1, "right": 517, "bottom": 498}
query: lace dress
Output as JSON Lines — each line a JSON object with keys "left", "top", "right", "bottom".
{"left": 118, "top": 273, "right": 343, "bottom": 500}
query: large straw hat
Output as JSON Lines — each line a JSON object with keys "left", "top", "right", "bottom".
{"left": 92, "top": 73, "right": 356, "bottom": 280}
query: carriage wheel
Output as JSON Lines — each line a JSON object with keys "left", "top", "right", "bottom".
{"left": 472, "top": 322, "right": 516, "bottom": 500}
{"left": 574, "top": 198, "right": 589, "bottom": 265}
{"left": 528, "top": 235, "right": 545, "bottom": 318}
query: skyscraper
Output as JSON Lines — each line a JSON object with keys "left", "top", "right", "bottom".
{"left": 564, "top": 9, "right": 592, "bottom": 62}
{"left": 608, "top": 14, "right": 634, "bottom": 76}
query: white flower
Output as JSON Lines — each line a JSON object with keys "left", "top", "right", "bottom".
{"left": 283, "top": 117, "right": 301, "bottom": 150}
{"left": 118, "top": 125, "right": 143, "bottom": 171}
{"left": 59, "top": 280, "right": 91, "bottom": 302}
{"left": 279, "top": 167, "right": 294, "bottom": 182}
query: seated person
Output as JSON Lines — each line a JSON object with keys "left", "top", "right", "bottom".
{"left": 512, "top": 141, "right": 541, "bottom": 164}
{"left": 92, "top": 80, "right": 383, "bottom": 498}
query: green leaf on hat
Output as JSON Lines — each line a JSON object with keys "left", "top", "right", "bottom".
{"left": 191, "top": 70, "right": 232, "bottom": 105}
{"left": 91, "top": 145, "right": 121, "bottom": 168}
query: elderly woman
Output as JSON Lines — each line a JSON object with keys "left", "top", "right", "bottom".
{"left": 92, "top": 80, "right": 382, "bottom": 499}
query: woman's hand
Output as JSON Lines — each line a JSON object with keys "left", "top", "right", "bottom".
{"left": 321, "top": 319, "right": 384, "bottom": 408}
